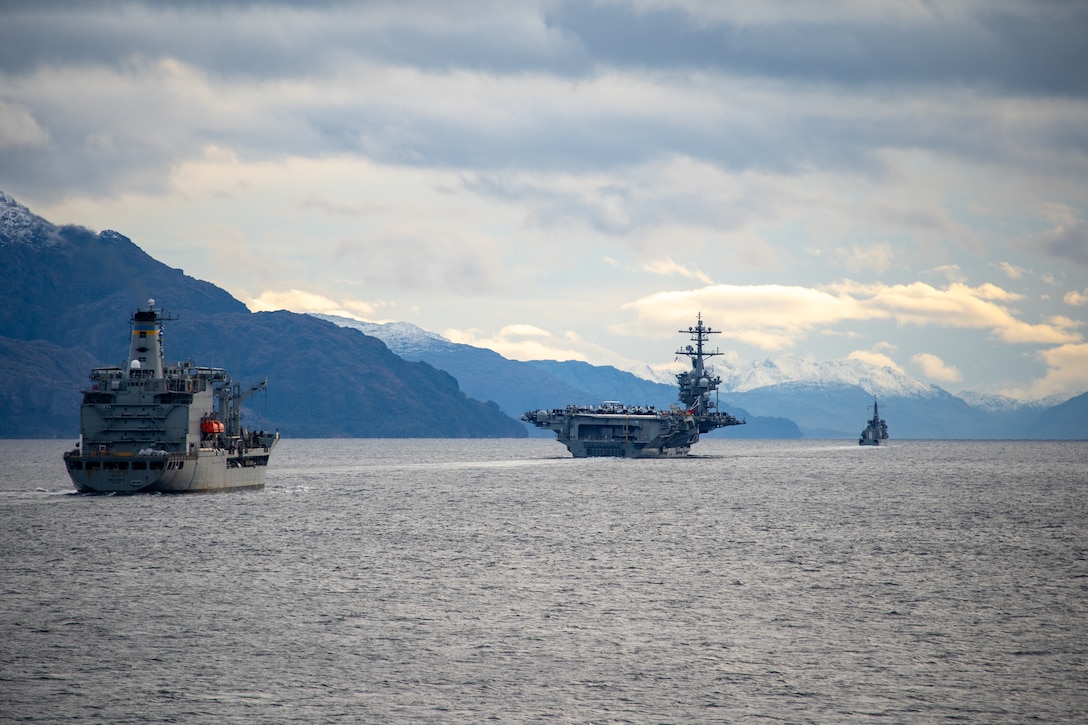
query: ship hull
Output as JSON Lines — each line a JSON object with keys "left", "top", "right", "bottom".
{"left": 64, "top": 447, "right": 273, "bottom": 494}
{"left": 530, "top": 411, "right": 704, "bottom": 458}
{"left": 564, "top": 440, "right": 693, "bottom": 458}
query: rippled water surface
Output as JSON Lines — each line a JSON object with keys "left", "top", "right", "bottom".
{"left": 2, "top": 438, "right": 1086, "bottom": 723}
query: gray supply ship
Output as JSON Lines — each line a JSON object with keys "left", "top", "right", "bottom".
{"left": 63, "top": 299, "right": 279, "bottom": 493}
{"left": 523, "top": 315, "right": 744, "bottom": 457}
{"left": 858, "top": 398, "right": 889, "bottom": 446}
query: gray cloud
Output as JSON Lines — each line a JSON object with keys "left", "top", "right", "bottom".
{"left": 547, "top": 2, "right": 1088, "bottom": 96}
{"left": 1, "top": 0, "right": 1086, "bottom": 205}
{"left": 1041, "top": 220, "right": 1088, "bottom": 270}
{"left": 463, "top": 169, "right": 770, "bottom": 239}
{"left": 0, "top": 1, "right": 585, "bottom": 79}
{"left": 4, "top": 1, "right": 1086, "bottom": 92}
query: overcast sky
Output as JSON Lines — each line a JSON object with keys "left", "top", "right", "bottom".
{"left": 2, "top": 0, "right": 1087, "bottom": 399}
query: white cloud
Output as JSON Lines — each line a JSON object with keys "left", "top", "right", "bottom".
{"left": 623, "top": 280, "right": 1083, "bottom": 351}
{"left": 444, "top": 322, "right": 659, "bottom": 370}
{"left": 446, "top": 325, "right": 589, "bottom": 362}
{"left": 911, "top": 352, "right": 963, "bottom": 383}
{"left": 1064, "top": 289, "right": 1088, "bottom": 306}
{"left": 641, "top": 257, "right": 713, "bottom": 284}
{"left": 1006, "top": 343, "right": 1088, "bottom": 400}
{"left": 847, "top": 350, "right": 905, "bottom": 374}
{"left": 623, "top": 284, "right": 877, "bottom": 350}
{"left": 496, "top": 323, "right": 553, "bottom": 338}
{"left": 832, "top": 280, "right": 1081, "bottom": 345}
{"left": 996, "top": 261, "right": 1026, "bottom": 279}
{"left": 244, "top": 289, "right": 390, "bottom": 320}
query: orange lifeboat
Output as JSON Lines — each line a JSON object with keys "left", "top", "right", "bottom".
{"left": 201, "top": 419, "right": 225, "bottom": 435}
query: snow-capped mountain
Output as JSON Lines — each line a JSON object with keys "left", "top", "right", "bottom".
{"left": 0, "top": 191, "right": 62, "bottom": 248}
{"left": 311, "top": 315, "right": 449, "bottom": 356}
{"left": 311, "top": 313, "right": 1085, "bottom": 439}
{"left": 632, "top": 353, "right": 940, "bottom": 400}
{"left": 719, "top": 356, "right": 939, "bottom": 399}
{"left": 625, "top": 363, "right": 687, "bottom": 387}
{"left": 957, "top": 390, "right": 1075, "bottom": 413}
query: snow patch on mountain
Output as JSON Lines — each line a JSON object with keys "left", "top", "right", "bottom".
{"left": 624, "top": 362, "right": 687, "bottom": 386}
{"left": 957, "top": 391, "right": 1029, "bottom": 413}
{"left": 629, "top": 355, "right": 935, "bottom": 399}
{"left": 0, "top": 191, "right": 62, "bottom": 248}
{"left": 98, "top": 229, "right": 133, "bottom": 245}
{"left": 958, "top": 390, "right": 1075, "bottom": 412}
{"left": 312, "top": 314, "right": 451, "bottom": 355}
{"left": 718, "top": 355, "right": 939, "bottom": 399}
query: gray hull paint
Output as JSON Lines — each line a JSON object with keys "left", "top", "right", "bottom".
{"left": 526, "top": 410, "right": 704, "bottom": 458}
{"left": 63, "top": 299, "right": 278, "bottom": 494}
{"left": 858, "top": 398, "right": 889, "bottom": 446}
{"left": 66, "top": 448, "right": 273, "bottom": 494}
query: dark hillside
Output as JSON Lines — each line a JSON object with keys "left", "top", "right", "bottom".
{"left": 0, "top": 191, "right": 524, "bottom": 438}
{"left": 0, "top": 337, "right": 102, "bottom": 438}
{"left": 1027, "top": 392, "right": 1088, "bottom": 439}
{"left": 164, "top": 312, "right": 525, "bottom": 438}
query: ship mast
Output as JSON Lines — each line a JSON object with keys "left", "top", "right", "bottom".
{"left": 675, "top": 312, "right": 723, "bottom": 414}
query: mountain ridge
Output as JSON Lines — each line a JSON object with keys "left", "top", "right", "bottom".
{"left": 0, "top": 191, "right": 526, "bottom": 439}
{"left": 3, "top": 190, "right": 1082, "bottom": 440}
{"left": 311, "top": 315, "right": 802, "bottom": 439}
{"left": 314, "top": 315, "right": 1074, "bottom": 409}
{"left": 313, "top": 315, "right": 1086, "bottom": 440}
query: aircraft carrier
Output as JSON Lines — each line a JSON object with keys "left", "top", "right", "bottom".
{"left": 524, "top": 315, "right": 744, "bottom": 457}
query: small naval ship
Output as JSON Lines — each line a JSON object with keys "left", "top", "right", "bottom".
{"left": 859, "top": 398, "right": 889, "bottom": 446}
{"left": 523, "top": 315, "right": 744, "bottom": 457}
{"left": 63, "top": 299, "right": 279, "bottom": 493}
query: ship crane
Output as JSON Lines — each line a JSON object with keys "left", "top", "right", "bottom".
{"left": 216, "top": 377, "right": 269, "bottom": 437}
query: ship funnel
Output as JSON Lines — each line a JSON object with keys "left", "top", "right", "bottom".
{"left": 128, "top": 300, "right": 165, "bottom": 378}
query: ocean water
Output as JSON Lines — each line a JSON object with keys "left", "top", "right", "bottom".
{"left": 1, "top": 437, "right": 1085, "bottom": 724}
